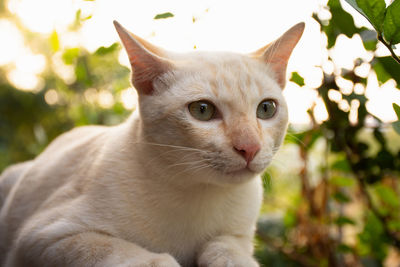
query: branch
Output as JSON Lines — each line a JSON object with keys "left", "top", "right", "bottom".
{"left": 377, "top": 34, "right": 400, "bottom": 64}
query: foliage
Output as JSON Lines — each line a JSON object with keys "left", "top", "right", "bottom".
{"left": 256, "top": 1, "right": 400, "bottom": 266}
{"left": 153, "top": 12, "right": 174, "bottom": 20}
{"left": 345, "top": 0, "right": 400, "bottom": 63}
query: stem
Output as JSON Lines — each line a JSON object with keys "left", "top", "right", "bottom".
{"left": 378, "top": 34, "right": 400, "bottom": 64}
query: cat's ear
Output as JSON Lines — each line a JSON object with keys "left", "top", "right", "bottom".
{"left": 113, "top": 20, "right": 172, "bottom": 95}
{"left": 252, "top": 22, "right": 305, "bottom": 88}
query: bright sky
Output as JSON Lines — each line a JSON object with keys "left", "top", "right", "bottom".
{"left": 0, "top": 0, "right": 399, "bottom": 124}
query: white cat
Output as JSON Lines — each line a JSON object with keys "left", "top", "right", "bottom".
{"left": 0, "top": 21, "right": 304, "bottom": 267}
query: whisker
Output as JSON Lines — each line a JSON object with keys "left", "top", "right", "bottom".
{"left": 133, "top": 141, "right": 208, "bottom": 153}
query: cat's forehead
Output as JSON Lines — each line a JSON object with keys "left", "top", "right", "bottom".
{"left": 170, "top": 51, "right": 283, "bottom": 103}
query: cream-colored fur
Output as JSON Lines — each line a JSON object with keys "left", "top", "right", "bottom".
{"left": 0, "top": 22, "right": 304, "bottom": 267}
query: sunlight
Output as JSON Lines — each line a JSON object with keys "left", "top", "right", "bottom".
{"left": 1, "top": 0, "right": 399, "bottom": 124}
{"left": 0, "top": 19, "right": 24, "bottom": 65}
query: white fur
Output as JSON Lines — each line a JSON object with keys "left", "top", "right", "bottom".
{"left": 0, "top": 22, "right": 304, "bottom": 267}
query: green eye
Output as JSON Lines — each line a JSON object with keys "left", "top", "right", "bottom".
{"left": 257, "top": 99, "right": 277, "bottom": 119}
{"left": 188, "top": 100, "right": 216, "bottom": 121}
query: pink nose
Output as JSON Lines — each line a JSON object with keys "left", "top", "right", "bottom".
{"left": 234, "top": 143, "right": 261, "bottom": 164}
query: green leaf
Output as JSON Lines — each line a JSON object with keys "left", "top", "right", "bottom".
{"left": 373, "top": 56, "right": 400, "bottom": 85}
{"left": 62, "top": 48, "right": 80, "bottom": 65}
{"left": 290, "top": 72, "right": 305, "bottom": 86}
{"left": 393, "top": 103, "right": 400, "bottom": 134}
{"left": 345, "top": 0, "right": 386, "bottom": 32}
{"left": 335, "top": 216, "right": 356, "bottom": 226}
{"left": 323, "top": 0, "right": 360, "bottom": 48}
{"left": 358, "top": 212, "right": 387, "bottom": 260}
{"left": 337, "top": 244, "right": 353, "bottom": 253}
{"left": 388, "top": 220, "right": 400, "bottom": 231}
{"left": 394, "top": 103, "right": 400, "bottom": 118}
{"left": 283, "top": 209, "right": 297, "bottom": 228}
{"left": 375, "top": 184, "right": 400, "bottom": 208}
{"left": 330, "top": 176, "right": 355, "bottom": 187}
{"left": 331, "top": 158, "right": 351, "bottom": 172}
{"left": 383, "top": 0, "right": 400, "bottom": 44}
{"left": 49, "top": 30, "right": 60, "bottom": 52}
{"left": 154, "top": 12, "right": 174, "bottom": 20}
{"left": 333, "top": 191, "right": 351, "bottom": 203}
{"left": 393, "top": 121, "right": 400, "bottom": 134}
{"left": 75, "top": 58, "right": 92, "bottom": 86}
{"left": 95, "top": 43, "right": 119, "bottom": 56}
{"left": 357, "top": 0, "right": 386, "bottom": 32}
{"left": 360, "top": 29, "right": 378, "bottom": 51}
{"left": 261, "top": 171, "right": 272, "bottom": 192}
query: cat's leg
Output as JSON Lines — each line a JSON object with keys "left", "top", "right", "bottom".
{"left": 6, "top": 222, "right": 180, "bottom": 267}
{"left": 197, "top": 235, "right": 259, "bottom": 267}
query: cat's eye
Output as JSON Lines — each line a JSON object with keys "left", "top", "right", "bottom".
{"left": 188, "top": 100, "right": 216, "bottom": 121}
{"left": 256, "top": 99, "right": 277, "bottom": 119}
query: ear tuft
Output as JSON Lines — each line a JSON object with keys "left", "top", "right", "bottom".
{"left": 252, "top": 22, "right": 305, "bottom": 89}
{"left": 113, "top": 21, "right": 172, "bottom": 95}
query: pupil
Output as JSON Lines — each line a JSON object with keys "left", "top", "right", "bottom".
{"left": 263, "top": 103, "right": 269, "bottom": 112}
{"left": 200, "top": 104, "right": 207, "bottom": 113}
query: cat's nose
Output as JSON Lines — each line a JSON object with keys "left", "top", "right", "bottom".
{"left": 234, "top": 143, "right": 260, "bottom": 164}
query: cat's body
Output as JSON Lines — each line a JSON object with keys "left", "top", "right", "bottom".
{"left": 0, "top": 22, "right": 304, "bottom": 267}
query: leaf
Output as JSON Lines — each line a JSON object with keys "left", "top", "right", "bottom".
{"left": 49, "top": 30, "right": 60, "bottom": 52}
{"left": 261, "top": 171, "right": 272, "bottom": 192}
{"left": 344, "top": 0, "right": 386, "bottom": 32}
{"left": 283, "top": 209, "right": 297, "bottom": 228}
{"left": 393, "top": 121, "right": 400, "bottom": 134}
{"left": 95, "top": 43, "right": 119, "bottom": 56}
{"left": 290, "top": 72, "right": 305, "bottom": 86}
{"left": 323, "top": 0, "right": 360, "bottom": 48}
{"left": 392, "top": 103, "right": 400, "bottom": 134}
{"left": 345, "top": 0, "right": 368, "bottom": 18}
{"left": 75, "top": 58, "right": 92, "bottom": 86}
{"left": 394, "top": 103, "right": 400, "bottom": 119}
{"left": 356, "top": 0, "right": 386, "bottom": 32}
{"left": 154, "top": 12, "right": 174, "bottom": 20}
{"left": 337, "top": 244, "right": 353, "bottom": 253}
{"left": 375, "top": 184, "right": 400, "bottom": 208}
{"left": 333, "top": 191, "right": 351, "bottom": 203}
{"left": 388, "top": 220, "right": 400, "bottom": 231}
{"left": 383, "top": 0, "right": 400, "bottom": 44}
{"left": 358, "top": 212, "right": 387, "bottom": 260}
{"left": 373, "top": 56, "right": 400, "bottom": 85}
{"left": 335, "top": 216, "right": 356, "bottom": 226}
{"left": 332, "top": 158, "right": 351, "bottom": 172}
{"left": 330, "top": 176, "right": 355, "bottom": 187}
{"left": 62, "top": 48, "right": 80, "bottom": 65}
{"left": 360, "top": 29, "right": 378, "bottom": 51}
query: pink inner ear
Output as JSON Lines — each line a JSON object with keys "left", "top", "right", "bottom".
{"left": 255, "top": 23, "right": 305, "bottom": 88}
{"left": 114, "top": 21, "right": 171, "bottom": 95}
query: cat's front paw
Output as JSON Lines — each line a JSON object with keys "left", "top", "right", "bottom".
{"left": 198, "top": 251, "right": 259, "bottom": 267}
{"left": 120, "top": 253, "right": 181, "bottom": 267}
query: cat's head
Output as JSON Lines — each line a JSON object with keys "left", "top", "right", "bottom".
{"left": 114, "top": 21, "right": 304, "bottom": 185}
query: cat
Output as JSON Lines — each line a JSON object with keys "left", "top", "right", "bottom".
{"left": 0, "top": 20, "right": 304, "bottom": 267}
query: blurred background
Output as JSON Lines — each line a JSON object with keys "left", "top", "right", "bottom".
{"left": 0, "top": 0, "right": 400, "bottom": 266}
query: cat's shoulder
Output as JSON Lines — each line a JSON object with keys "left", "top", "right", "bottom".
{"left": 36, "top": 125, "right": 111, "bottom": 162}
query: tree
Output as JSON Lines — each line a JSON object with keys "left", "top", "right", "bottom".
{"left": 256, "top": 0, "right": 400, "bottom": 266}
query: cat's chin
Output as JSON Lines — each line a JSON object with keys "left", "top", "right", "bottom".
{"left": 207, "top": 166, "right": 259, "bottom": 186}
